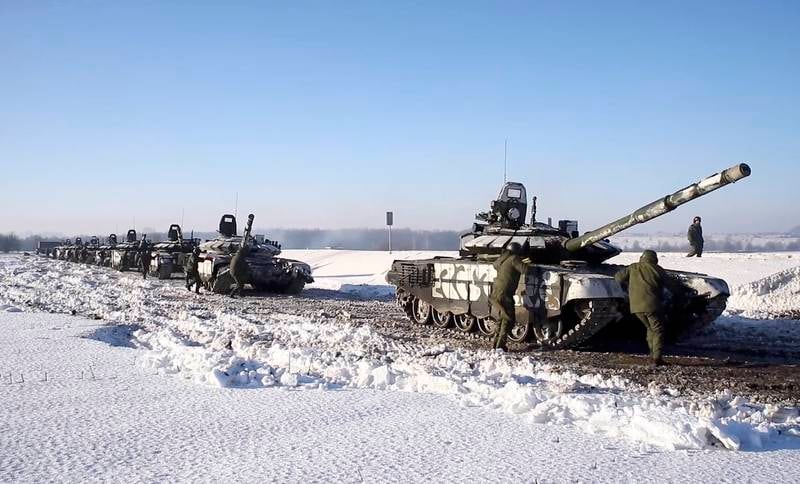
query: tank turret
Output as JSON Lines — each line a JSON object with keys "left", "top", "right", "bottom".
{"left": 460, "top": 163, "right": 751, "bottom": 264}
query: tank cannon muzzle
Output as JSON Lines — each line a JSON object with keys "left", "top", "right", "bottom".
{"left": 243, "top": 214, "right": 255, "bottom": 245}
{"left": 564, "top": 163, "right": 751, "bottom": 252}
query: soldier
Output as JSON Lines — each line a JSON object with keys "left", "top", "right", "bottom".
{"left": 229, "top": 244, "right": 250, "bottom": 298}
{"left": 489, "top": 242, "right": 531, "bottom": 351}
{"left": 686, "top": 216, "right": 704, "bottom": 257}
{"left": 139, "top": 239, "right": 152, "bottom": 280}
{"left": 185, "top": 247, "right": 202, "bottom": 294}
{"left": 614, "top": 250, "right": 673, "bottom": 367}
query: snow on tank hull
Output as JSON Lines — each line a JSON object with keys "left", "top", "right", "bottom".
{"left": 387, "top": 258, "right": 729, "bottom": 347}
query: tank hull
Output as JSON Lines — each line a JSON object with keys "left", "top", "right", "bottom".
{"left": 387, "top": 257, "right": 729, "bottom": 347}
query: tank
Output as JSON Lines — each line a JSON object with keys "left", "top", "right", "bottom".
{"left": 53, "top": 238, "right": 73, "bottom": 260}
{"left": 95, "top": 234, "right": 118, "bottom": 267}
{"left": 77, "top": 236, "right": 101, "bottom": 264}
{"left": 148, "top": 224, "right": 196, "bottom": 279}
{"left": 197, "top": 213, "right": 314, "bottom": 294}
{"left": 110, "top": 229, "right": 140, "bottom": 271}
{"left": 387, "top": 163, "right": 751, "bottom": 348}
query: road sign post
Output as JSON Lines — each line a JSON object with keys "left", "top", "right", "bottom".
{"left": 386, "top": 211, "right": 393, "bottom": 253}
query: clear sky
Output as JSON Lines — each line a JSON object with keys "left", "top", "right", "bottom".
{"left": 1, "top": 1, "right": 798, "bottom": 236}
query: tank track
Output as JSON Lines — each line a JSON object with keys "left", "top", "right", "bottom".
{"left": 545, "top": 300, "right": 621, "bottom": 349}
{"left": 396, "top": 290, "right": 621, "bottom": 348}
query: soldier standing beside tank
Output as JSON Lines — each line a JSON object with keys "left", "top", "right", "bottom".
{"left": 139, "top": 238, "right": 152, "bottom": 280}
{"left": 489, "top": 242, "right": 531, "bottom": 351}
{"left": 614, "top": 250, "right": 676, "bottom": 367}
{"left": 687, "top": 216, "right": 704, "bottom": 257}
{"left": 185, "top": 247, "right": 202, "bottom": 294}
{"left": 229, "top": 244, "right": 250, "bottom": 298}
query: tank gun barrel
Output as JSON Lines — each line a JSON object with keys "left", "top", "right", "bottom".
{"left": 243, "top": 214, "right": 255, "bottom": 245}
{"left": 564, "top": 163, "right": 751, "bottom": 252}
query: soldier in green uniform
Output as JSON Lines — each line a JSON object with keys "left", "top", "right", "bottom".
{"left": 614, "top": 250, "right": 673, "bottom": 367}
{"left": 686, "top": 216, "right": 704, "bottom": 257}
{"left": 489, "top": 242, "right": 531, "bottom": 351}
{"left": 139, "top": 239, "right": 152, "bottom": 280}
{"left": 185, "top": 247, "right": 202, "bottom": 293}
{"left": 229, "top": 244, "right": 250, "bottom": 298}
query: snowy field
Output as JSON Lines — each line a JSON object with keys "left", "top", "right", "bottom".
{"left": 2, "top": 251, "right": 800, "bottom": 482}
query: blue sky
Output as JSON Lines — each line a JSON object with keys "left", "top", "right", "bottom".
{"left": 1, "top": 1, "right": 798, "bottom": 235}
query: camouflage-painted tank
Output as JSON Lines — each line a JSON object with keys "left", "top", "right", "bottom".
{"left": 148, "top": 224, "right": 196, "bottom": 279}
{"left": 95, "top": 234, "right": 118, "bottom": 267}
{"left": 53, "top": 238, "right": 73, "bottom": 260}
{"left": 197, "top": 214, "right": 314, "bottom": 294}
{"left": 387, "top": 164, "right": 751, "bottom": 348}
{"left": 110, "top": 229, "right": 140, "bottom": 271}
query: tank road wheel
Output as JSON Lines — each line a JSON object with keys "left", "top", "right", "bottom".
{"left": 454, "top": 313, "right": 478, "bottom": 333}
{"left": 431, "top": 309, "right": 453, "bottom": 329}
{"left": 508, "top": 319, "right": 532, "bottom": 343}
{"left": 532, "top": 319, "right": 564, "bottom": 346}
{"left": 411, "top": 298, "right": 433, "bottom": 325}
{"left": 477, "top": 317, "right": 500, "bottom": 337}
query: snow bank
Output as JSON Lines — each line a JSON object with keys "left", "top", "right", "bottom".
{"left": 728, "top": 266, "right": 800, "bottom": 318}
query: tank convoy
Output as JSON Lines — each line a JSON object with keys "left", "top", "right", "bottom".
{"left": 197, "top": 213, "right": 314, "bottom": 294}
{"left": 36, "top": 214, "right": 315, "bottom": 298}
{"left": 387, "top": 163, "right": 752, "bottom": 348}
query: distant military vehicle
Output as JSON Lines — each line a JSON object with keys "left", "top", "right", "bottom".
{"left": 387, "top": 164, "right": 751, "bottom": 348}
{"left": 36, "top": 241, "right": 60, "bottom": 257}
{"left": 148, "top": 224, "right": 196, "bottom": 279}
{"left": 110, "top": 230, "right": 140, "bottom": 271}
{"left": 197, "top": 213, "right": 314, "bottom": 294}
{"left": 95, "top": 234, "right": 118, "bottom": 267}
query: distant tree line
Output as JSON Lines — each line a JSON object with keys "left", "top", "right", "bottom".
{"left": 625, "top": 237, "right": 800, "bottom": 252}
{"left": 3, "top": 230, "right": 800, "bottom": 252}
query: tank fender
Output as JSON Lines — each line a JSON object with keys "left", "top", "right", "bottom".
{"left": 560, "top": 273, "right": 626, "bottom": 305}
{"left": 675, "top": 274, "right": 730, "bottom": 299}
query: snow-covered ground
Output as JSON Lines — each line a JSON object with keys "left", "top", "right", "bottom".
{"left": 1, "top": 251, "right": 800, "bottom": 481}
{"left": 4, "top": 311, "right": 800, "bottom": 482}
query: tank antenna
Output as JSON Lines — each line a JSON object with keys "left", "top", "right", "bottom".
{"left": 181, "top": 208, "right": 185, "bottom": 227}
{"left": 234, "top": 192, "right": 238, "bottom": 218}
{"left": 503, "top": 138, "right": 508, "bottom": 183}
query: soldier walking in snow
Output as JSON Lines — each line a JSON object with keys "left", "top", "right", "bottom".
{"left": 489, "top": 242, "right": 531, "bottom": 351}
{"left": 229, "top": 244, "right": 250, "bottom": 298}
{"left": 614, "top": 250, "right": 677, "bottom": 367}
{"left": 687, "top": 216, "right": 704, "bottom": 257}
{"left": 185, "top": 247, "right": 202, "bottom": 293}
{"left": 139, "top": 238, "right": 152, "bottom": 280}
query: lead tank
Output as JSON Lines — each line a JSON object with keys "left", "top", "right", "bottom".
{"left": 197, "top": 213, "right": 314, "bottom": 294}
{"left": 387, "top": 163, "right": 751, "bottom": 347}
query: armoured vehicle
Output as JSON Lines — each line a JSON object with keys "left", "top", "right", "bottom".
{"left": 387, "top": 163, "right": 751, "bottom": 348}
{"left": 110, "top": 230, "right": 141, "bottom": 271}
{"left": 36, "top": 241, "right": 60, "bottom": 257}
{"left": 52, "top": 239, "right": 71, "bottom": 260}
{"left": 148, "top": 224, "right": 196, "bottom": 279}
{"left": 197, "top": 213, "right": 314, "bottom": 294}
{"left": 95, "top": 234, "right": 118, "bottom": 267}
